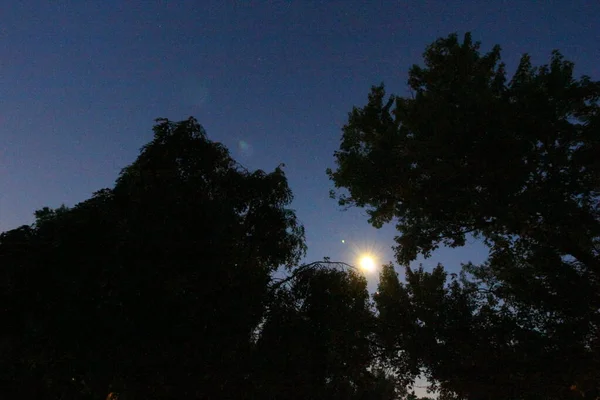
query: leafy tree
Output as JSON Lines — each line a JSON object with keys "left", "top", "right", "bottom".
{"left": 375, "top": 263, "right": 589, "bottom": 400}
{"left": 328, "top": 32, "right": 600, "bottom": 399}
{"left": 253, "top": 261, "right": 401, "bottom": 399}
{"left": 1, "top": 117, "right": 306, "bottom": 399}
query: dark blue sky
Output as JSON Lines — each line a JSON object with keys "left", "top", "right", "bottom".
{"left": 2, "top": 1, "right": 599, "bottom": 277}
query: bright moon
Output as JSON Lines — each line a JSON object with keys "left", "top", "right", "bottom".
{"left": 359, "top": 255, "right": 376, "bottom": 272}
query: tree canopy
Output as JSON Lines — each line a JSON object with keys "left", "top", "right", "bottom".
{"left": 2, "top": 117, "right": 410, "bottom": 399}
{"left": 329, "top": 32, "right": 600, "bottom": 399}
{"left": 4, "top": 32, "right": 599, "bottom": 400}
{"left": 255, "top": 262, "right": 397, "bottom": 399}
{"left": 328, "top": 32, "right": 599, "bottom": 269}
{"left": 2, "top": 117, "right": 309, "bottom": 398}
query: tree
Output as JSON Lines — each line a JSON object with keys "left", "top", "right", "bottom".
{"left": 328, "top": 32, "right": 600, "bottom": 398}
{"left": 1, "top": 117, "right": 306, "bottom": 399}
{"left": 253, "top": 261, "right": 401, "bottom": 399}
{"left": 375, "top": 263, "right": 589, "bottom": 400}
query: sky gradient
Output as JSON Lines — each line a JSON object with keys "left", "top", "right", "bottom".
{"left": 2, "top": 1, "right": 599, "bottom": 282}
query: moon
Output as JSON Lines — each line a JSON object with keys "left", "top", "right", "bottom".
{"left": 359, "top": 255, "right": 376, "bottom": 272}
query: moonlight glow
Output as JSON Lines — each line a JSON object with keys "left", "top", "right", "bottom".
{"left": 359, "top": 255, "right": 376, "bottom": 272}
{"left": 343, "top": 237, "right": 383, "bottom": 275}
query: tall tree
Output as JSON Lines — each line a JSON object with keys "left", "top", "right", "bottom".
{"left": 328, "top": 33, "right": 600, "bottom": 399}
{"left": 1, "top": 117, "right": 306, "bottom": 399}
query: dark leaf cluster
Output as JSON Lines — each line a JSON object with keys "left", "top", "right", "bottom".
{"left": 329, "top": 32, "right": 600, "bottom": 399}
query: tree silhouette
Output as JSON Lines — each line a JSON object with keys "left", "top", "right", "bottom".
{"left": 254, "top": 261, "right": 401, "bottom": 399}
{"left": 329, "top": 32, "right": 600, "bottom": 399}
{"left": 2, "top": 117, "right": 307, "bottom": 399}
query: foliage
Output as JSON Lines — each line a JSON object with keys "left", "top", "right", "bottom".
{"left": 328, "top": 32, "right": 599, "bottom": 269}
{"left": 329, "top": 32, "right": 600, "bottom": 399}
{"left": 6, "top": 30, "right": 599, "bottom": 400}
{"left": 255, "top": 261, "right": 399, "bottom": 399}
{"left": 1, "top": 117, "right": 308, "bottom": 399}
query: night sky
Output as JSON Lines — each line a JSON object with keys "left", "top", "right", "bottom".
{"left": 2, "top": 1, "right": 599, "bottom": 282}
